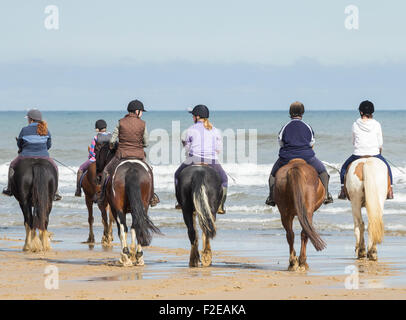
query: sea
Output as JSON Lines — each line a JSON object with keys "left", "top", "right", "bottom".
{"left": 1, "top": 110, "right": 406, "bottom": 276}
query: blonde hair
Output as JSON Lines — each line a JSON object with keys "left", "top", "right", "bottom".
{"left": 202, "top": 118, "right": 213, "bottom": 131}
{"left": 36, "top": 120, "right": 48, "bottom": 136}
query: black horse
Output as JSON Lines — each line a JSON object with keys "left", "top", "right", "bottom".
{"left": 11, "top": 158, "right": 58, "bottom": 252}
{"left": 176, "top": 165, "right": 223, "bottom": 267}
{"left": 96, "top": 142, "right": 160, "bottom": 266}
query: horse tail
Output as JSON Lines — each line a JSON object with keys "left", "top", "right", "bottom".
{"left": 192, "top": 171, "right": 216, "bottom": 239}
{"left": 287, "top": 167, "right": 326, "bottom": 251}
{"left": 32, "top": 164, "right": 50, "bottom": 230}
{"left": 363, "top": 159, "right": 384, "bottom": 244}
{"left": 125, "top": 169, "right": 161, "bottom": 246}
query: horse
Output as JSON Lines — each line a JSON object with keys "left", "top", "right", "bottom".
{"left": 80, "top": 161, "right": 114, "bottom": 246}
{"left": 11, "top": 158, "right": 58, "bottom": 252}
{"left": 96, "top": 142, "right": 160, "bottom": 266}
{"left": 176, "top": 165, "right": 223, "bottom": 267}
{"left": 274, "top": 158, "right": 326, "bottom": 271}
{"left": 345, "top": 157, "right": 388, "bottom": 261}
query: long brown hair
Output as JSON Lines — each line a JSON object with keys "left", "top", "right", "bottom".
{"left": 36, "top": 120, "right": 48, "bottom": 136}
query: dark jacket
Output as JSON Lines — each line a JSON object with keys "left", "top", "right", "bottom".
{"left": 17, "top": 123, "right": 51, "bottom": 157}
{"left": 278, "top": 119, "right": 315, "bottom": 160}
{"left": 116, "top": 113, "right": 146, "bottom": 159}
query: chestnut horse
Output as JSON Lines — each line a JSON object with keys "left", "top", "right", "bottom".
{"left": 80, "top": 161, "right": 114, "bottom": 246}
{"left": 11, "top": 158, "right": 58, "bottom": 252}
{"left": 274, "top": 159, "right": 326, "bottom": 271}
{"left": 96, "top": 142, "right": 160, "bottom": 266}
{"left": 345, "top": 157, "right": 387, "bottom": 261}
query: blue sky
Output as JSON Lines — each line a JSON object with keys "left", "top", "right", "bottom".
{"left": 0, "top": 1, "right": 405, "bottom": 110}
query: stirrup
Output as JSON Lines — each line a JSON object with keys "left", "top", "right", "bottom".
{"left": 265, "top": 196, "right": 275, "bottom": 207}
{"left": 323, "top": 193, "right": 334, "bottom": 204}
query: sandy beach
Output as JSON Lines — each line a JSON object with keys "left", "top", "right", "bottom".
{"left": 1, "top": 226, "right": 406, "bottom": 300}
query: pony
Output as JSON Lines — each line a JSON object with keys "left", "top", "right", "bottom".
{"left": 80, "top": 161, "right": 114, "bottom": 246}
{"left": 345, "top": 157, "right": 388, "bottom": 261}
{"left": 11, "top": 158, "right": 58, "bottom": 252}
{"left": 96, "top": 142, "right": 160, "bottom": 266}
{"left": 175, "top": 165, "right": 223, "bottom": 267}
{"left": 274, "top": 159, "right": 326, "bottom": 271}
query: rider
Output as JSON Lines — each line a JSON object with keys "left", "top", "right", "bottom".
{"left": 97, "top": 99, "right": 160, "bottom": 207}
{"left": 75, "top": 119, "right": 111, "bottom": 197}
{"left": 174, "top": 105, "right": 228, "bottom": 214}
{"left": 338, "top": 100, "right": 394, "bottom": 200}
{"left": 2, "top": 108, "right": 62, "bottom": 201}
{"left": 265, "top": 101, "right": 333, "bottom": 206}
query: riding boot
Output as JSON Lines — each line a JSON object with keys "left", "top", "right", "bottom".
{"left": 319, "top": 171, "right": 333, "bottom": 204}
{"left": 338, "top": 185, "right": 347, "bottom": 200}
{"left": 265, "top": 175, "right": 276, "bottom": 206}
{"left": 75, "top": 169, "right": 83, "bottom": 197}
{"left": 2, "top": 167, "right": 13, "bottom": 196}
{"left": 217, "top": 187, "right": 227, "bottom": 214}
{"left": 387, "top": 185, "right": 394, "bottom": 199}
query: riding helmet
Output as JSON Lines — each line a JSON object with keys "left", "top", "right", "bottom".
{"left": 127, "top": 100, "right": 146, "bottom": 112}
{"left": 25, "top": 108, "right": 42, "bottom": 121}
{"left": 95, "top": 119, "right": 107, "bottom": 130}
{"left": 189, "top": 105, "right": 209, "bottom": 118}
{"left": 359, "top": 100, "right": 374, "bottom": 115}
{"left": 289, "top": 101, "right": 305, "bottom": 118}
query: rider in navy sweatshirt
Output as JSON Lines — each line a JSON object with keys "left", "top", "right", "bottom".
{"left": 265, "top": 102, "right": 333, "bottom": 206}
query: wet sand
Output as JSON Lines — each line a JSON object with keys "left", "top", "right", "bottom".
{"left": 1, "top": 226, "right": 406, "bottom": 300}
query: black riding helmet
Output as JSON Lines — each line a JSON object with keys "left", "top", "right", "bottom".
{"left": 95, "top": 119, "right": 107, "bottom": 130}
{"left": 289, "top": 101, "right": 305, "bottom": 118}
{"left": 128, "top": 99, "right": 146, "bottom": 112}
{"left": 189, "top": 104, "right": 209, "bottom": 118}
{"left": 359, "top": 100, "right": 374, "bottom": 115}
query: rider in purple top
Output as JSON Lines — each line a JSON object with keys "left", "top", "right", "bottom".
{"left": 174, "top": 105, "right": 228, "bottom": 214}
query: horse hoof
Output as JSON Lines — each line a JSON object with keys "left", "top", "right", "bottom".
{"left": 135, "top": 256, "right": 145, "bottom": 266}
{"left": 298, "top": 263, "right": 309, "bottom": 272}
{"left": 367, "top": 251, "right": 378, "bottom": 261}
{"left": 119, "top": 253, "right": 133, "bottom": 267}
{"left": 201, "top": 252, "right": 212, "bottom": 267}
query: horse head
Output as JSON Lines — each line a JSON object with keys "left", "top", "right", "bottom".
{"left": 95, "top": 141, "right": 116, "bottom": 174}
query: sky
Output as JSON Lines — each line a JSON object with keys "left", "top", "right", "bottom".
{"left": 0, "top": 0, "right": 405, "bottom": 110}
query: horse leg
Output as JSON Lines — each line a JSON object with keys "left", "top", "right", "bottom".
{"left": 115, "top": 210, "right": 132, "bottom": 267}
{"left": 298, "top": 230, "right": 309, "bottom": 271}
{"left": 183, "top": 205, "right": 199, "bottom": 267}
{"left": 351, "top": 199, "right": 366, "bottom": 259}
{"left": 367, "top": 236, "right": 378, "bottom": 261}
{"left": 21, "top": 203, "right": 32, "bottom": 252}
{"left": 108, "top": 205, "right": 114, "bottom": 243}
{"left": 39, "top": 229, "right": 51, "bottom": 251}
{"left": 283, "top": 214, "right": 298, "bottom": 271}
{"left": 201, "top": 232, "right": 212, "bottom": 267}
{"left": 85, "top": 196, "right": 95, "bottom": 243}
{"left": 100, "top": 204, "right": 111, "bottom": 246}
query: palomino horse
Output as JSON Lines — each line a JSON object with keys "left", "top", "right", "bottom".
{"left": 96, "top": 142, "right": 160, "bottom": 266}
{"left": 80, "top": 161, "right": 114, "bottom": 246}
{"left": 345, "top": 157, "right": 387, "bottom": 261}
{"left": 274, "top": 159, "right": 326, "bottom": 271}
{"left": 176, "top": 165, "right": 222, "bottom": 267}
{"left": 11, "top": 158, "right": 58, "bottom": 252}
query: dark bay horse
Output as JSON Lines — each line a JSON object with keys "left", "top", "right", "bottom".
{"left": 274, "top": 159, "right": 326, "bottom": 271}
{"left": 80, "top": 161, "right": 114, "bottom": 246}
{"left": 176, "top": 165, "right": 223, "bottom": 267}
{"left": 11, "top": 158, "right": 58, "bottom": 252}
{"left": 96, "top": 142, "right": 160, "bottom": 266}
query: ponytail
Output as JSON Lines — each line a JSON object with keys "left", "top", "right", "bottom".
{"left": 203, "top": 118, "right": 213, "bottom": 131}
{"left": 36, "top": 120, "right": 48, "bottom": 136}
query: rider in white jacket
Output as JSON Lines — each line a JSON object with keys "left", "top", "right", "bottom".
{"left": 338, "top": 100, "right": 393, "bottom": 199}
